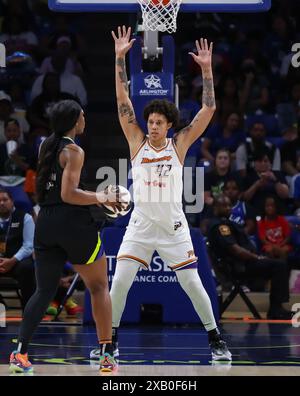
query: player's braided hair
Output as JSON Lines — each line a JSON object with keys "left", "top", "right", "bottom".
{"left": 36, "top": 99, "right": 82, "bottom": 203}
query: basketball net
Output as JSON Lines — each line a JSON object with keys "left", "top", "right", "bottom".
{"left": 137, "top": 0, "right": 182, "bottom": 34}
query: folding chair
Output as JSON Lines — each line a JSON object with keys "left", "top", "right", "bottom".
{"left": 0, "top": 276, "right": 22, "bottom": 310}
{"left": 207, "top": 242, "right": 261, "bottom": 319}
{"left": 53, "top": 273, "right": 80, "bottom": 321}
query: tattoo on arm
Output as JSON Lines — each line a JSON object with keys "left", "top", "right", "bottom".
{"left": 202, "top": 77, "right": 215, "bottom": 108}
{"left": 116, "top": 58, "right": 129, "bottom": 93}
{"left": 118, "top": 103, "right": 138, "bottom": 125}
{"left": 173, "top": 124, "right": 193, "bottom": 143}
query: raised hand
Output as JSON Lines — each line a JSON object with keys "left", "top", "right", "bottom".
{"left": 111, "top": 25, "right": 136, "bottom": 57}
{"left": 189, "top": 38, "right": 213, "bottom": 70}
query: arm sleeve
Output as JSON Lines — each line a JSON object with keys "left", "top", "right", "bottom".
{"left": 14, "top": 214, "right": 35, "bottom": 261}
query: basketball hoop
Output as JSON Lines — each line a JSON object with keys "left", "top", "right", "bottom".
{"left": 137, "top": 0, "right": 182, "bottom": 34}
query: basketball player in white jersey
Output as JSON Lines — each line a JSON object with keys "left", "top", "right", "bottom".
{"left": 91, "top": 26, "right": 231, "bottom": 362}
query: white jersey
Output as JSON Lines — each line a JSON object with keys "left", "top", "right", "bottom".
{"left": 131, "top": 137, "right": 186, "bottom": 234}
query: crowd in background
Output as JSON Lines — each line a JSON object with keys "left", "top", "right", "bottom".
{"left": 0, "top": 0, "right": 300, "bottom": 297}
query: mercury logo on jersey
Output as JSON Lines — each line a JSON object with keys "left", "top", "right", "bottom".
{"left": 141, "top": 156, "right": 172, "bottom": 164}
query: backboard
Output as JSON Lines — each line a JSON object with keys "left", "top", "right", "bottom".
{"left": 48, "top": 0, "right": 271, "bottom": 13}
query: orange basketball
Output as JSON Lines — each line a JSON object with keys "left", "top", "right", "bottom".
{"left": 151, "top": 0, "right": 171, "bottom": 6}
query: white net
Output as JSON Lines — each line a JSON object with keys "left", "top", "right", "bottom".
{"left": 137, "top": 0, "right": 183, "bottom": 34}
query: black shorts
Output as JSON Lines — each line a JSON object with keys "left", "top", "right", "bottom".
{"left": 34, "top": 205, "right": 104, "bottom": 265}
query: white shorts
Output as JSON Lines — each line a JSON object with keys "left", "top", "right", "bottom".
{"left": 117, "top": 211, "right": 198, "bottom": 271}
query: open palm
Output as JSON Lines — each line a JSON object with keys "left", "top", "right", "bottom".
{"left": 111, "top": 26, "right": 136, "bottom": 57}
{"left": 189, "top": 38, "right": 213, "bottom": 69}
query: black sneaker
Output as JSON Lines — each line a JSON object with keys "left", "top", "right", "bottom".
{"left": 210, "top": 339, "right": 232, "bottom": 362}
{"left": 267, "top": 307, "right": 292, "bottom": 320}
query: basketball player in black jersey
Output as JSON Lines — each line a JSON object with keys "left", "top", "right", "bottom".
{"left": 9, "top": 100, "right": 120, "bottom": 373}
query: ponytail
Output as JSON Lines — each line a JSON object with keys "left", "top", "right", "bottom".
{"left": 35, "top": 99, "right": 82, "bottom": 204}
{"left": 36, "top": 133, "right": 61, "bottom": 203}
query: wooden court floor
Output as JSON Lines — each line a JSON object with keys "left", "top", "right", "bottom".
{"left": 1, "top": 321, "right": 300, "bottom": 376}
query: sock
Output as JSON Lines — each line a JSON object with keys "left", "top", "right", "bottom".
{"left": 17, "top": 341, "right": 28, "bottom": 355}
{"left": 99, "top": 342, "right": 113, "bottom": 356}
{"left": 112, "top": 327, "right": 118, "bottom": 343}
{"left": 208, "top": 328, "right": 221, "bottom": 343}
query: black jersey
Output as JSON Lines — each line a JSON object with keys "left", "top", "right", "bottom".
{"left": 40, "top": 137, "right": 86, "bottom": 207}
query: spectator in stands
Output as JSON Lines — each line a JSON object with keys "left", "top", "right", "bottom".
{"left": 27, "top": 72, "right": 78, "bottom": 137}
{"left": 201, "top": 112, "right": 245, "bottom": 163}
{"left": 277, "top": 82, "right": 300, "bottom": 133}
{"left": 238, "top": 58, "right": 271, "bottom": 114}
{"left": 243, "top": 152, "right": 289, "bottom": 215}
{"left": 0, "top": 91, "right": 30, "bottom": 145}
{"left": 0, "top": 188, "right": 35, "bottom": 310}
{"left": 207, "top": 194, "right": 291, "bottom": 319}
{"left": 204, "top": 148, "right": 237, "bottom": 206}
{"left": 40, "top": 14, "right": 86, "bottom": 57}
{"left": 223, "top": 178, "right": 257, "bottom": 235}
{"left": 0, "top": 119, "right": 35, "bottom": 177}
{"left": 30, "top": 52, "right": 87, "bottom": 107}
{"left": 0, "top": 14, "right": 38, "bottom": 60}
{"left": 236, "top": 120, "right": 281, "bottom": 177}
{"left": 39, "top": 36, "right": 84, "bottom": 77}
{"left": 215, "top": 76, "right": 241, "bottom": 124}
{"left": 257, "top": 196, "right": 292, "bottom": 260}
{"left": 281, "top": 127, "right": 300, "bottom": 210}
{"left": 263, "top": 14, "right": 294, "bottom": 79}
{"left": 177, "top": 77, "right": 200, "bottom": 127}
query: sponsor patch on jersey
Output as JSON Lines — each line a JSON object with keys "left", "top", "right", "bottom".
{"left": 141, "top": 156, "right": 172, "bottom": 164}
{"left": 219, "top": 225, "right": 231, "bottom": 236}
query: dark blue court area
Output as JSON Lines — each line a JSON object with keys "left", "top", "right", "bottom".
{"left": 1, "top": 323, "right": 300, "bottom": 370}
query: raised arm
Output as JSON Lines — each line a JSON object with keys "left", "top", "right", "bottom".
{"left": 174, "top": 38, "right": 216, "bottom": 161}
{"left": 111, "top": 26, "right": 145, "bottom": 156}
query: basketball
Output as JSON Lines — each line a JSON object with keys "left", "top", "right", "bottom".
{"left": 102, "top": 185, "right": 132, "bottom": 218}
{"left": 150, "top": 0, "right": 171, "bottom": 6}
